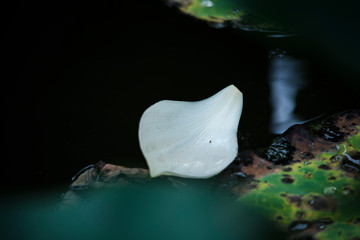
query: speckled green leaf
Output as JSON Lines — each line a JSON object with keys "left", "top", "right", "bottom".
{"left": 180, "top": 0, "right": 244, "bottom": 21}
{"left": 168, "top": 0, "right": 287, "bottom": 31}
{"left": 237, "top": 130, "right": 360, "bottom": 239}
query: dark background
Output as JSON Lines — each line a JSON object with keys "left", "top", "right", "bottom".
{"left": 3, "top": 0, "right": 360, "bottom": 192}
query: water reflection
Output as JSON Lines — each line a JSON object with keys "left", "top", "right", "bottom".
{"left": 200, "top": 0, "right": 214, "bottom": 7}
{"left": 269, "top": 55, "right": 307, "bottom": 134}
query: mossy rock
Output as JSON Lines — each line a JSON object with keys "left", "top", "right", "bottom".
{"left": 166, "top": 0, "right": 289, "bottom": 32}
{"left": 234, "top": 110, "right": 360, "bottom": 239}
{"left": 63, "top": 110, "right": 360, "bottom": 239}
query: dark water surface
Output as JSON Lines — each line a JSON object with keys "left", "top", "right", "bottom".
{"left": 4, "top": 1, "right": 359, "bottom": 191}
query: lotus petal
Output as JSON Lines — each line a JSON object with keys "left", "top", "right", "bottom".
{"left": 138, "top": 85, "right": 243, "bottom": 178}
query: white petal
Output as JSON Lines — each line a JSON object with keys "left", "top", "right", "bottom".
{"left": 138, "top": 85, "right": 243, "bottom": 178}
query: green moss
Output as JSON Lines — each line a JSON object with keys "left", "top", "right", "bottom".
{"left": 180, "top": 0, "right": 246, "bottom": 22}
{"left": 317, "top": 223, "right": 360, "bottom": 240}
{"left": 237, "top": 132, "right": 360, "bottom": 239}
{"left": 174, "top": 0, "right": 285, "bottom": 31}
{"left": 348, "top": 127, "right": 360, "bottom": 151}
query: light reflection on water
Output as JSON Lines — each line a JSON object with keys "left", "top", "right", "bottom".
{"left": 268, "top": 55, "right": 307, "bottom": 134}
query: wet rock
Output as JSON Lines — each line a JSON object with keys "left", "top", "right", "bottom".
{"left": 237, "top": 150, "right": 254, "bottom": 166}
{"left": 310, "top": 121, "right": 344, "bottom": 142}
{"left": 284, "top": 125, "right": 315, "bottom": 152}
{"left": 283, "top": 110, "right": 360, "bottom": 162}
{"left": 239, "top": 151, "right": 278, "bottom": 178}
{"left": 59, "top": 162, "right": 152, "bottom": 207}
{"left": 340, "top": 151, "right": 360, "bottom": 174}
{"left": 308, "top": 110, "right": 360, "bottom": 143}
{"left": 259, "top": 136, "right": 295, "bottom": 165}
{"left": 220, "top": 110, "right": 360, "bottom": 203}
{"left": 60, "top": 110, "right": 360, "bottom": 240}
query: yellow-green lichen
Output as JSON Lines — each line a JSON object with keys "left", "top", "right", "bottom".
{"left": 348, "top": 126, "right": 360, "bottom": 151}
{"left": 179, "top": 0, "right": 246, "bottom": 22}
{"left": 237, "top": 131, "right": 360, "bottom": 239}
